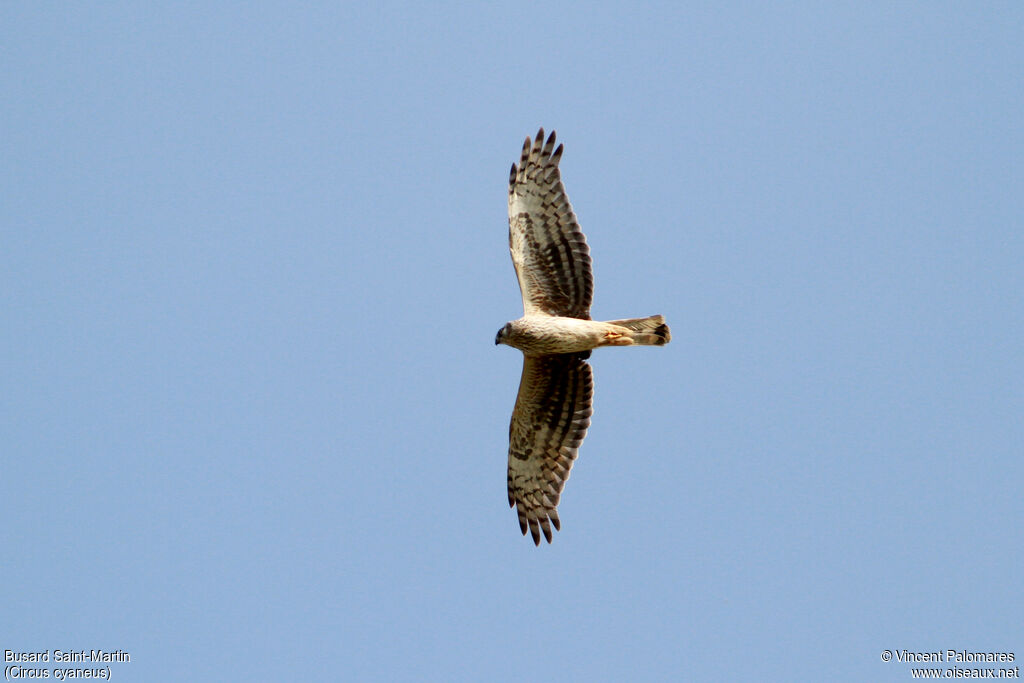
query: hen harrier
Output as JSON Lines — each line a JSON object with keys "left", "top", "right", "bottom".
{"left": 496, "top": 128, "right": 671, "bottom": 545}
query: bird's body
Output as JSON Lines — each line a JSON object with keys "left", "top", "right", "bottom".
{"left": 496, "top": 128, "right": 670, "bottom": 545}
{"left": 498, "top": 315, "right": 670, "bottom": 355}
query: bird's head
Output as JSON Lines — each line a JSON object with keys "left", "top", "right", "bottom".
{"left": 495, "top": 322, "right": 513, "bottom": 346}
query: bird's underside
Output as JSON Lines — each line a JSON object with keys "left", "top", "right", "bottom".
{"left": 497, "top": 128, "right": 670, "bottom": 545}
{"left": 504, "top": 314, "right": 671, "bottom": 356}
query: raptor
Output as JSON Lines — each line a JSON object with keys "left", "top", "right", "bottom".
{"left": 496, "top": 128, "right": 671, "bottom": 545}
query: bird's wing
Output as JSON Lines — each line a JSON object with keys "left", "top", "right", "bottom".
{"left": 508, "top": 128, "right": 594, "bottom": 319}
{"left": 507, "top": 353, "right": 594, "bottom": 544}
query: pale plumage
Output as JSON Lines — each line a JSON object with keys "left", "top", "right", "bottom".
{"left": 496, "top": 128, "right": 671, "bottom": 545}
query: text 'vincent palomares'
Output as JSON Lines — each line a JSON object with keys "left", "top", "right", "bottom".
{"left": 894, "top": 650, "right": 1015, "bottom": 663}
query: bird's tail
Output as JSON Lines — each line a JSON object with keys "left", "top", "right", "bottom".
{"left": 607, "top": 315, "right": 671, "bottom": 346}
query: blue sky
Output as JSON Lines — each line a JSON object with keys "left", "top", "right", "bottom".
{"left": 2, "top": 3, "right": 1021, "bottom": 681}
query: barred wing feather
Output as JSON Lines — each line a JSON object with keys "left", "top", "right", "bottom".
{"left": 507, "top": 353, "right": 594, "bottom": 545}
{"left": 507, "top": 128, "right": 594, "bottom": 320}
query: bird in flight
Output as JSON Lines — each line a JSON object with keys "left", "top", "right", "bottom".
{"left": 496, "top": 128, "right": 671, "bottom": 545}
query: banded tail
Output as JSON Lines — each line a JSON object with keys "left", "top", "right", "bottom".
{"left": 607, "top": 315, "right": 671, "bottom": 346}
